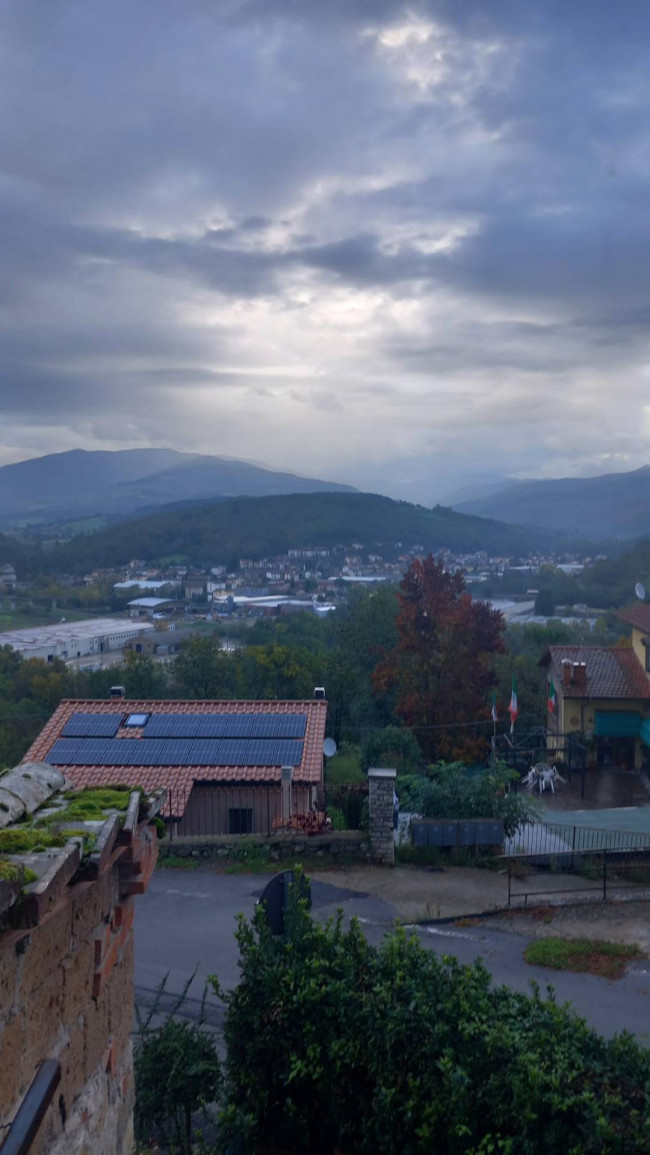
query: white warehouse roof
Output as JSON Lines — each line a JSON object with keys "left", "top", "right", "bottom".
{"left": 0, "top": 618, "right": 154, "bottom": 655}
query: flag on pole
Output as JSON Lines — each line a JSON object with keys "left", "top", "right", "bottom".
{"left": 508, "top": 676, "right": 518, "bottom": 732}
{"left": 547, "top": 677, "right": 557, "bottom": 715}
{"left": 491, "top": 692, "right": 498, "bottom": 723}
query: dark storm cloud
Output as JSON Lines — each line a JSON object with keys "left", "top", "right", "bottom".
{"left": 1, "top": 0, "right": 650, "bottom": 485}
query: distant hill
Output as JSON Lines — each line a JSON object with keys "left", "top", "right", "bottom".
{"left": 1, "top": 493, "right": 549, "bottom": 576}
{"left": 0, "top": 448, "right": 355, "bottom": 528}
{"left": 452, "top": 466, "right": 650, "bottom": 540}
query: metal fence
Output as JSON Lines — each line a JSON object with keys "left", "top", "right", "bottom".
{"left": 324, "top": 783, "right": 368, "bottom": 831}
{"left": 507, "top": 847, "right": 650, "bottom": 907}
{"left": 504, "top": 820, "right": 650, "bottom": 859}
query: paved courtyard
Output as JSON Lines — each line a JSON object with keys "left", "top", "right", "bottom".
{"left": 135, "top": 863, "right": 650, "bottom": 1042}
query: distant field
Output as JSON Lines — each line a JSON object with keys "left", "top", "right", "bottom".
{"left": 0, "top": 601, "right": 107, "bottom": 632}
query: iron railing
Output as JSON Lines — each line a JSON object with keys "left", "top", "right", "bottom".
{"left": 504, "top": 820, "right": 650, "bottom": 859}
{"left": 507, "top": 847, "right": 650, "bottom": 907}
{"left": 0, "top": 1060, "right": 60, "bottom": 1155}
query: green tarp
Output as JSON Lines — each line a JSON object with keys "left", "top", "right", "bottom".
{"left": 594, "top": 710, "right": 642, "bottom": 738}
{"left": 640, "top": 719, "right": 650, "bottom": 748}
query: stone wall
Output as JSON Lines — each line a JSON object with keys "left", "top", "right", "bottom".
{"left": 159, "top": 830, "right": 370, "bottom": 863}
{"left": 367, "top": 767, "right": 396, "bottom": 865}
{"left": 0, "top": 819, "right": 159, "bottom": 1154}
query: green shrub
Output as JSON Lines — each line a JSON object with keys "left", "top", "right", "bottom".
{"left": 409, "top": 760, "right": 537, "bottom": 838}
{"left": 326, "top": 805, "right": 347, "bottom": 831}
{"left": 214, "top": 880, "right": 650, "bottom": 1154}
{"left": 134, "top": 975, "right": 221, "bottom": 1153}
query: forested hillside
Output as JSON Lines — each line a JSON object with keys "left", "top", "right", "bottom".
{"left": 0, "top": 492, "right": 548, "bottom": 575}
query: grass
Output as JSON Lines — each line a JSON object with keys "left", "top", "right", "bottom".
{"left": 325, "top": 745, "right": 364, "bottom": 785}
{"left": 157, "top": 855, "right": 200, "bottom": 871}
{"left": 524, "top": 936, "right": 642, "bottom": 980}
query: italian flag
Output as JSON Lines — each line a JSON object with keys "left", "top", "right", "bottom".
{"left": 491, "top": 692, "right": 498, "bottom": 723}
{"left": 508, "top": 677, "right": 518, "bottom": 731}
{"left": 548, "top": 677, "right": 557, "bottom": 715}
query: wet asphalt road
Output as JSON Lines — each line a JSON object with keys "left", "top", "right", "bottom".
{"left": 134, "top": 867, "right": 650, "bottom": 1042}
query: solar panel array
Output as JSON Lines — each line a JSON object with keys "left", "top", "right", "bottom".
{"left": 142, "top": 713, "right": 307, "bottom": 739}
{"left": 62, "top": 712, "right": 122, "bottom": 738}
{"left": 46, "top": 735, "right": 304, "bottom": 767}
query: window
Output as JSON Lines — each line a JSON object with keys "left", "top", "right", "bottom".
{"left": 125, "top": 713, "right": 150, "bottom": 727}
{"left": 228, "top": 808, "right": 254, "bottom": 834}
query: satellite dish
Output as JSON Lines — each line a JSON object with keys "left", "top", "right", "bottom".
{"left": 323, "top": 737, "right": 337, "bottom": 758}
{"left": 635, "top": 582, "right": 646, "bottom": 602}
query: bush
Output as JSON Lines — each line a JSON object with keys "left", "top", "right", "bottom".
{"left": 134, "top": 976, "right": 221, "bottom": 1154}
{"left": 214, "top": 883, "right": 650, "bottom": 1154}
{"left": 412, "top": 760, "right": 537, "bottom": 837}
{"left": 326, "top": 805, "right": 347, "bottom": 830}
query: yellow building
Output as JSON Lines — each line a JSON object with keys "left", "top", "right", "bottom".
{"left": 540, "top": 604, "right": 650, "bottom": 770}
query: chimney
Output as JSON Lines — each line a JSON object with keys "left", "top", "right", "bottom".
{"left": 281, "top": 765, "right": 293, "bottom": 826}
{"left": 314, "top": 686, "right": 326, "bottom": 700}
{"left": 573, "top": 661, "right": 587, "bottom": 689}
{"left": 561, "top": 660, "right": 572, "bottom": 687}
{"left": 110, "top": 685, "right": 126, "bottom": 698}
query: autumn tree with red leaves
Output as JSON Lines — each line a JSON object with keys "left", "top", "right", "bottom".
{"left": 373, "top": 556, "right": 505, "bottom": 762}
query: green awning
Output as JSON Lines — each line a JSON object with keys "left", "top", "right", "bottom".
{"left": 594, "top": 710, "right": 642, "bottom": 738}
{"left": 640, "top": 719, "right": 650, "bottom": 748}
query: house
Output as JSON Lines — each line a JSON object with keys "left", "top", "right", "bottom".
{"left": 540, "top": 604, "right": 650, "bottom": 770}
{"left": 22, "top": 693, "right": 328, "bottom": 837}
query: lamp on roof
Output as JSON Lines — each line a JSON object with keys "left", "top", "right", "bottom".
{"left": 635, "top": 582, "right": 646, "bottom": 602}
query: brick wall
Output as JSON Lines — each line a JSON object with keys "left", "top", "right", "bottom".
{"left": 0, "top": 821, "right": 159, "bottom": 1154}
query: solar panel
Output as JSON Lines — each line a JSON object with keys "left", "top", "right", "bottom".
{"left": 161, "top": 740, "right": 195, "bottom": 765}
{"left": 46, "top": 739, "right": 82, "bottom": 764}
{"left": 189, "top": 740, "right": 223, "bottom": 764}
{"left": 67, "top": 740, "right": 111, "bottom": 765}
{"left": 100, "top": 740, "right": 141, "bottom": 766}
{"left": 195, "top": 717, "right": 225, "bottom": 738}
{"left": 245, "top": 739, "right": 278, "bottom": 764}
{"left": 131, "top": 741, "right": 167, "bottom": 766}
{"left": 218, "top": 739, "right": 248, "bottom": 766}
{"left": 248, "top": 716, "right": 280, "bottom": 739}
{"left": 62, "top": 712, "right": 121, "bottom": 738}
{"left": 276, "top": 715, "right": 307, "bottom": 738}
{"left": 142, "top": 717, "right": 175, "bottom": 738}
{"left": 274, "top": 740, "right": 304, "bottom": 767}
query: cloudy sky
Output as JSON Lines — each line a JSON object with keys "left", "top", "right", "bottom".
{"left": 2, "top": 0, "right": 650, "bottom": 502}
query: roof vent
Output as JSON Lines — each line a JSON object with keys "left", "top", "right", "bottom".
{"left": 110, "top": 685, "right": 126, "bottom": 698}
{"left": 314, "top": 686, "right": 326, "bottom": 700}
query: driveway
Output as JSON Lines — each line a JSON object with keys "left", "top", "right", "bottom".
{"left": 134, "top": 864, "right": 650, "bottom": 1042}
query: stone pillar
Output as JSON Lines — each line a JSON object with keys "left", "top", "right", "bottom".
{"left": 367, "top": 767, "right": 396, "bottom": 865}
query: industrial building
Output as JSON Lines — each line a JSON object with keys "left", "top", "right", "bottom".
{"left": 0, "top": 618, "right": 154, "bottom": 662}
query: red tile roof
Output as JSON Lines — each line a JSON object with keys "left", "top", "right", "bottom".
{"left": 615, "top": 604, "right": 650, "bottom": 633}
{"left": 22, "top": 699, "right": 327, "bottom": 818}
{"left": 542, "top": 646, "right": 650, "bottom": 700}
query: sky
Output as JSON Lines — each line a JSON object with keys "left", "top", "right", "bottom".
{"left": 2, "top": 0, "right": 650, "bottom": 504}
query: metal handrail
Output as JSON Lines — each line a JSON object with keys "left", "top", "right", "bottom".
{"left": 0, "top": 1060, "right": 61, "bottom": 1155}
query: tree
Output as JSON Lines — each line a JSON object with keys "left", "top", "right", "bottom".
{"left": 121, "top": 651, "right": 169, "bottom": 699}
{"left": 172, "top": 635, "right": 232, "bottom": 698}
{"left": 360, "top": 725, "right": 423, "bottom": 775}
{"left": 374, "top": 557, "right": 505, "bottom": 762}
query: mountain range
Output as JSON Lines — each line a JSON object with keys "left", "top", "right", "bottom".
{"left": 0, "top": 448, "right": 355, "bottom": 529}
{"left": 452, "top": 465, "right": 650, "bottom": 540}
